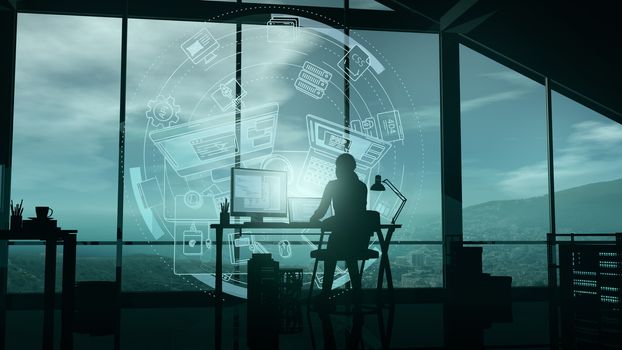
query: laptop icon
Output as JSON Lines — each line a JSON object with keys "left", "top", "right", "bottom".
{"left": 299, "top": 115, "right": 391, "bottom": 193}
{"left": 150, "top": 103, "right": 279, "bottom": 177}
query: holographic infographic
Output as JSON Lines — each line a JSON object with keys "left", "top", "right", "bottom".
{"left": 126, "top": 8, "right": 424, "bottom": 299}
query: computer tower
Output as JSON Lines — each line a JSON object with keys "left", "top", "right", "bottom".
{"left": 247, "top": 253, "right": 280, "bottom": 349}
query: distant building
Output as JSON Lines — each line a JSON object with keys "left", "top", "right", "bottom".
{"left": 411, "top": 253, "right": 427, "bottom": 268}
{"left": 400, "top": 271, "right": 429, "bottom": 288}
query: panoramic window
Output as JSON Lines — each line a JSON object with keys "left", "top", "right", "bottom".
{"left": 123, "top": 19, "right": 235, "bottom": 291}
{"left": 12, "top": 14, "right": 121, "bottom": 242}
{"left": 10, "top": 13, "right": 121, "bottom": 292}
{"left": 552, "top": 91, "right": 622, "bottom": 234}
{"left": 349, "top": 29, "right": 442, "bottom": 287}
{"left": 121, "top": 13, "right": 441, "bottom": 293}
{"left": 459, "top": 45, "right": 548, "bottom": 286}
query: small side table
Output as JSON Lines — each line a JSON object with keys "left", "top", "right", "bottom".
{"left": 0, "top": 227, "right": 77, "bottom": 350}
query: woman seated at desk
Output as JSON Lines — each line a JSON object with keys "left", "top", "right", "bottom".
{"left": 310, "top": 153, "right": 368, "bottom": 306}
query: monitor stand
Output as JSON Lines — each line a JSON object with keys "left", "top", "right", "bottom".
{"left": 250, "top": 215, "right": 264, "bottom": 223}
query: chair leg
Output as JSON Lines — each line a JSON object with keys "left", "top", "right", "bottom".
{"left": 308, "top": 231, "right": 326, "bottom": 304}
{"left": 308, "top": 258, "right": 320, "bottom": 304}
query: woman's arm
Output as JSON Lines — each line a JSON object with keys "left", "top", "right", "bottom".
{"left": 310, "top": 182, "right": 332, "bottom": 222}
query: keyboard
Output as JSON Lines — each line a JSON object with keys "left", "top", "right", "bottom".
{"left": 303, "top": 156, "right": 335, "bottom": 186}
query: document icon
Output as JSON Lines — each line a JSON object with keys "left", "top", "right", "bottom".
{"left": 181, "top": 28, "right": 220, "bottom": 65}
{"left": 376, "top": 110, "right": 404, "bottom": 142}
{"left": 266, "top": 15, "right": 299, "bottom": 43}
{"left": 183, "top": 224, "right": 203, "bottom": 256}
{"left": 337, "top": 45, "right": 370, "bottom": 82}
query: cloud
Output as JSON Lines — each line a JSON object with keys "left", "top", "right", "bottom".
{"left": 408, "top": 70, "right": 539, "bottom": 130}
{"left": 479, "top": 71, "right": 540, "bottom": 89}
{"left": 408, "top": 89, "right": 529, "bottom": 132}
{"left": 459, "top": 69, "right": 539, "bottom": 115}
{"left": 497, "top": 119, "right": 622, "bottom": 197}
{"left": 461, "top": 90, "right": 528, "bottom": 113}
{"left": 568, "top": 120, "right": 622, "bottom": 147}
{"left": 12, "top": 15, "right": 122, "bottom": 193}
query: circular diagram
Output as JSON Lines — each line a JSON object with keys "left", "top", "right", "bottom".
{"left": 126, "top": 7, "right": 424, "bottom": 298}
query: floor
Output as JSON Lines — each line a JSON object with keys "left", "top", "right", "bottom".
{"left": 4, "top": 301, "right": 550, "bottom": 349}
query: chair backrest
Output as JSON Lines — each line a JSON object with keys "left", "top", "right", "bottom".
{"left": 340, "top": 210, "right": 380, "bottom": 253}
{"left": 363, "top": 210, "right": 381, "bottom": 236}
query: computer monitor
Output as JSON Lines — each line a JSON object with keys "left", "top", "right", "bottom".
{"left": 230, "top": 167, "right": 287, "bottom": 222}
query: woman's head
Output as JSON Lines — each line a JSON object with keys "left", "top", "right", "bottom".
{"left": 335, "top": 153, "right": 356, "bottom": 179}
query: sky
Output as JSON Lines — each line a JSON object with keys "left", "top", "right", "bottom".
{"left": 9, "top": 11, "right": 622, "bottom": 243}
{"left": 459, "top": 45, "right": 622, "bottom": 206}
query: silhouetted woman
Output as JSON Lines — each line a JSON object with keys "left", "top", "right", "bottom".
{"left": 310, "top": 153, "right": 367, "bottom": 306}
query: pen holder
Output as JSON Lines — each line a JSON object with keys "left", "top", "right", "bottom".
{"left": 219, "top": 212, "right": 230, "bottom": 225}
{"left": 10, "top": 215, "right": 22, "bottom": 232}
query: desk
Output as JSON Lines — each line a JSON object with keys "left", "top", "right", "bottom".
{"left": 0, "top": 228, "right": 77, "bottom": 350}
{"left": 209, "top": 222, "right": 400, "bottom": 349}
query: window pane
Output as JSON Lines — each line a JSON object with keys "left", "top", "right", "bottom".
{"left": 123, "top": 19, "right": 235, "bottom": 292}
{"left": 12, "top": 14, "right": 121, "bottom": 241}
{"left": 350, "top": 0, "right": 393, "bottom": 11}
{"left": 122, "top": 245, "right": 206, "bottom": 292}
{"left": 7, "top": 245, "right": 116, "bottom": 293}
{"left": 123, "top": 19, "right": 235, "bottom": 242}
{"left": 240, "top": 23, "right": 345, "bottom": 195}
{"left": 361, "top": 244, "right": 442, "bottom": 288}
{"left": 75, "top": 246, "right": 116, "bottom": 282}
{"left": 7, "top": 246, "right": 45, "bottom": 293}
{"left": 244, "top": 0, "right": 343, "bottom": 8}
{"left": 350, "top": 30, "right": 441, "bottom": 243}
{"left": 552, "top": 92, "right": 622, "bottom": 233}
{"left": 460, "top": 45, "right": 549, "bottom": 241}
{"left": 474, "top": 244, "right": 547, "bottom": 287}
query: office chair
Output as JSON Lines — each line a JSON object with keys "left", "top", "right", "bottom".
{"left": 307, "top": 210, "right": 381, "bottom": 311}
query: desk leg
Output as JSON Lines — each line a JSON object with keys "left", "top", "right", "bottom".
{"left": 376, "top": 228, "right": 395, "bottom": 302}
{"left": 215, "top": 227, "right": 223, "bottom": 350}
{"left": 61, "top": 234, "right": 76, "bottom": 350}
{"left": 43, "top": 238, "right": 56, "bottom": 350}
{"left": 384, "top": 228, "right": 395, "bottom": 292}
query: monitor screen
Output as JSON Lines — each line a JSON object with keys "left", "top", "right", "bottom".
{"left": 230, "top": 167, "right": 287, "bottom": 219}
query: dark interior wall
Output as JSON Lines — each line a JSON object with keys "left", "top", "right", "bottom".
{"left": 386, "top": 0, "right": 622, "bottom": 124}
{"left": 465, "top": 0, "right": 622, "bottom": 123}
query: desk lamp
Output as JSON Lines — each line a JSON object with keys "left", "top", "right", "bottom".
{"left": 370, "top": 175, "right": 407, "bottom": 224}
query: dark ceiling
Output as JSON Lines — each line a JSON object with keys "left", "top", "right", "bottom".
{"left": 381, "top": 0, "right": 622, "bottom": 123}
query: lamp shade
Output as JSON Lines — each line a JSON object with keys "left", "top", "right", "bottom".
{"left": 370, "top": 175, "right": 385, "bottom": 191}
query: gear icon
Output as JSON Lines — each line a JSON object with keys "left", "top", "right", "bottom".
{"left": 146, "top": 95, "right": 181, "bottom": 127}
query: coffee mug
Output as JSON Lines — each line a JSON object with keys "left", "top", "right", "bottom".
{"left": 35, "top": 206, "right": 54, "bottom": 220}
